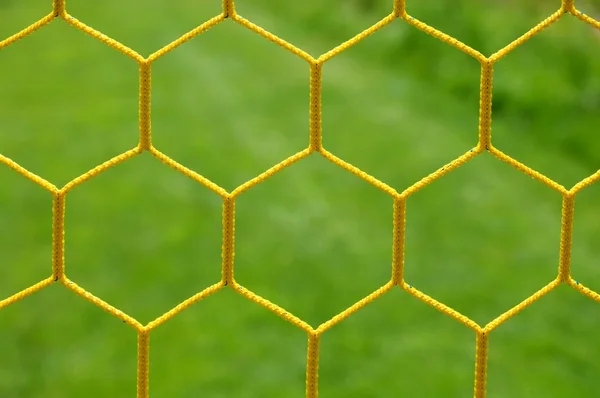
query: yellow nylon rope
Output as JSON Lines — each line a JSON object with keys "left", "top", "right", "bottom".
{"left": 0, "top": 1, "right": 599, "bottom": 397}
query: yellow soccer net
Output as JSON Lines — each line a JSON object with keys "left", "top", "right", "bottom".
{"left": 1, "top": 0, "right": 599, "bottom": 397}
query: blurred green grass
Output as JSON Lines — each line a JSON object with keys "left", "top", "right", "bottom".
{"left": 1, "top": 0, "right": 599, "bottom": 397}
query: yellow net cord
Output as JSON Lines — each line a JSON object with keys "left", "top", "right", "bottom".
{"left": 1, "top": 0, "right": 600, "bottom": 397}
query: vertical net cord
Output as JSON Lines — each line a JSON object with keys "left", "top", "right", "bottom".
{"left": 309, "top": 62, "right": 322, "bottom": 153}
{"left": 558, "top": 195, "right": 575, "bottom": 282}
{"left": 139, "top": 62, "right": 152, "bottom": 151}
{"left": 562, "top": 0, "right": 575, "bottom": 13}
{"left": 306, "top": 333, "right": 320, "bottom": 398}
{"left": 393, "top": 0, "right": 406, "bottom": 17}
{"left": 223, "top": 0, "right": 235, "bottom": 18}
{"left": 392, "top": 198, "right": 406, "bottom": 285}
{"left": 222, "top": 197, "right": 236, "bottom": 286}
{"left": 478, "top": 61, "right": 493, "bottom": 151}
{"left": 474, "top": 331, "right": 488, "bottom": 398}
{"left": 53, "top": 0, "right": 66, "bottom": 17}
{"left": 52, "top": 192, "right": 66, "bottom": 282}
{"left": 137, "top": 330, "right": 150, "bottom": 398}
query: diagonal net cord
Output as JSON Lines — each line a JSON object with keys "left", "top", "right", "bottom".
{"left": 0, "top": 0, "right": 599, "bottom": 397}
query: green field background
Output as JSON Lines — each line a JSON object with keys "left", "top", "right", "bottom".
{"left": 1, "top": 0, "right": 599, "bottom": 397}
